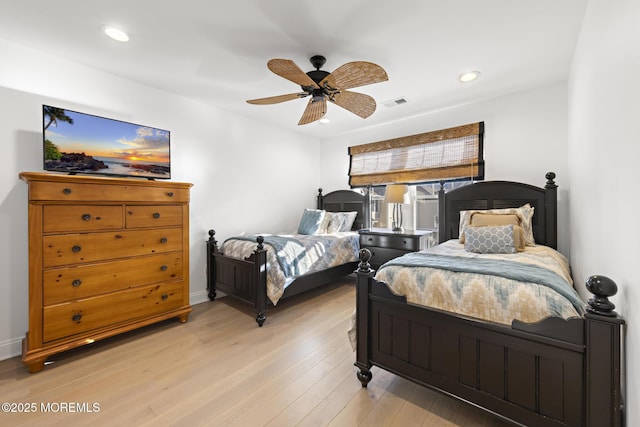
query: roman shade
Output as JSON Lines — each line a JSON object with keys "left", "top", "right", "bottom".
{"left": 348, "top": 122, "right": 484, "bottom": 187}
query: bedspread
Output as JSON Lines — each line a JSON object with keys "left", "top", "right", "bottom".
{"left": 221, "top": 232, "right": 359, "bottom": 305}
{"left": 374, "top": 240, "right": 584, "bottom": 325}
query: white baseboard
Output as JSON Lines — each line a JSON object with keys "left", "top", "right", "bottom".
{"left": 189, "top": 289, "right": 211, "bottom": 306}
{"left": 0, "top": 337, "right": 23, "bottom": 362}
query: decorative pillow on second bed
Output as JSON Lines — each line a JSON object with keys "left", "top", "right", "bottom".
{"left": 459, "top": 204, "right": 535, "bottom": 245}
{"left": 464, "top": 224, "right": 519, "bottom": 254}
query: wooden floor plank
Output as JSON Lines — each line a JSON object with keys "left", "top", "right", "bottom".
{"left": 0, "top": 276, "right": 513, "bottom": 426}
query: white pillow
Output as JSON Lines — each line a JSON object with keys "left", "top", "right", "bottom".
{"left": 324, "top": 211, "right": 358, "bottom": 233}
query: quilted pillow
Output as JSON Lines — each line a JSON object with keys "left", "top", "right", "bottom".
{"left": 324, "top": 211, "right": 358, "bottom": 233}
{"left": 297, "top": 208, "right": 326, "bottom": 235}
{"left": 459, "top": 204, "right": 535, "bottom": 245}
{"left": 338, "top": 211, "right": 358, "bottom": 232}
{"left": 464, "top": 224, "right": 518, "bottom": 254}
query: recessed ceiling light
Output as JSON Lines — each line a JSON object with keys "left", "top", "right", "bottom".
{"left": 459, "top": 71, "right": 481, "bottom": 83}
{"left": 101, "top": 26, "right": 130, "bottom": 42}
{"left": 319, "top": 118, "right": 330, "bottom": 124}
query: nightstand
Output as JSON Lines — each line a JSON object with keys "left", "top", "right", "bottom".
{"left": 358, "top": 228, "right": 433, "bottom": 270}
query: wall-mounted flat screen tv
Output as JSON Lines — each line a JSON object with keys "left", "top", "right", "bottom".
{"left": 43, "top": 105, "right": 171, "bottom": 179}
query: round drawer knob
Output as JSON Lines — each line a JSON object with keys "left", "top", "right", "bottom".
{"left": 72, "top": 314, "right": 82, "bottom": 322}
{"left": 167, "top": 192, "right": 174, "bottom": 197}
{"left": 368, "top": 237, "right": 373, "bottom": 242}
{"left": 72, "top": 245, "right": 82, "bottom": 253}
{"left": 72, "top": 279, "right": 82, "bottom": 287}
{"left": 403, "top": 240, "right": 407, "bottom": 244}
{"left": 63, "top": 188, "right": 72, "bottom": 195}
{"left": 160, "top": 265, "right": 168, "bottom": 271}
{"left": 82, "top": 214, "right": 91, "bottom": 221}
{"left": 153, "top": 212, "right": 161, "bottom": 219}
{"left": 160, "top": 237, "right": 168, "bottom": 244}
{"left": 161, "top": 294, "right": 169, "bottom": 301}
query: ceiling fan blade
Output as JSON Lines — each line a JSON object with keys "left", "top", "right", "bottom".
{"left": 320, "top": 61, "right": 388, "bottom": 90}
{"left": 330, "top": 90, "right": 377, "bottom": 119}
{"left": 298, "top": 98, "right": 327, "bottom": 125}
{"left": 246, "top": 93, "right": 307, "bottom": 105}
{"left": 268, "top": 59, "right": 320, "bottom": 89}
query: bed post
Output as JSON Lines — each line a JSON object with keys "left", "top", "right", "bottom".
{"left": 544, "top": 172, "right": 558, "bottom": 249}
{"left": 254, "top": 236, "right": 268, "bottom": 327}
{"left": 584, "top": 275, "right": 625, "bottom": 427}
{"left": 437, "top": 181, "right": 446, "bottom": 243}
{"left": 316, "top": 188, "right": 323, "bottom": 209}
{"left": 207, "top": 230, "right": 218, "bottom": 301}
{"left": 354, "top": 248, "right": 374, "bottom": 387}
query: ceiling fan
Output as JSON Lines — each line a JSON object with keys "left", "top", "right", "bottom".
{"left": 247, "top": 55, "right": 388, "bottom": 125}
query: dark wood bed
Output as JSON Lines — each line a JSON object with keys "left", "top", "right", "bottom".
{"left": 354, "top": 173, "right": 624, "bottom": 427}
{"left": 207, "top": 188, "right": 368, "bottom": 326}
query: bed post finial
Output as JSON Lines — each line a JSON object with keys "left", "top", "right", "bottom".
{"left": 358, "top": 248, "right": 372, "bottom": 272}
{"left": 545, "top": 172, "right": 557, "bottom": 188}
{"left": 585, "top": 275, "right": 618, "bottom": 317}
{"left": 584, "top": 274, "right": 624, "bottom": 426}
{"left": 256, "top": 235, "right": 265, "bottom": 250}
{"left": 208, "top": 229, "right": 216, "bottom": 243}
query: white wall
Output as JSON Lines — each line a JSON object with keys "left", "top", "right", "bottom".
{"left": 569, "top": 0, "right": 640, "bottom": 423}
{"left": 0, "top": 38, "right": 321, "bottom": 360}
{"left": 319, "top": 82, "right": 571, "bottom": 254}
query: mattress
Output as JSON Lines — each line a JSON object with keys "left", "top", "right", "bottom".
{"left": 221, "top": 232, "right": 359, "bottom": 304}
{"left": 373, "top": 239, "right": 584, "bottom": 325}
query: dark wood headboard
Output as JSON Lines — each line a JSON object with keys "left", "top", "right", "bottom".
{"left": 317, "top": 188, "right": 369, "bottom": 231}
{"left": 438, "top": 172, "right": 558, "bottom": 248}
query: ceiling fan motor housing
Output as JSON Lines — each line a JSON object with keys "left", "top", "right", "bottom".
{"left": 305, "top": 70, "right": 330, "bottom": 86}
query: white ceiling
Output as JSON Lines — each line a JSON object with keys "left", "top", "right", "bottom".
{"left": 0, "top": 0, "right": 587, "bottom": 139}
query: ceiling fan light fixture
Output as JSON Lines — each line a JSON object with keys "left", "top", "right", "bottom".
{"left": 319, "top": 118, "right": 330, "bottom": 124}
{"left": 459, "top": 71, "right": 481, "bottom": 83}
{"left": 101, "top": 26, "right": 130, "bottom": 42}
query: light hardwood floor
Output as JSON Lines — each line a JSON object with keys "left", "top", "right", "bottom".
{"left": 0, "top": 277, "right": 512, "bottom": 426}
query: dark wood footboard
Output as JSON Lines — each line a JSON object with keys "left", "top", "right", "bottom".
{"left": 354, "top": 250, "right": 624, "bottom": 427}
{"left": 207, "top": 230, "right": 359, "bottom": 326}
{"left": 207, "top": 230, "right": 268, "bottom": 326}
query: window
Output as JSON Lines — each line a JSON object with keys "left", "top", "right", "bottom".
{"left": 349, "top": 122, "right": 484, "bottom": 187}
{"left": 368, "top": 181, "right": 473, "bottom": 234}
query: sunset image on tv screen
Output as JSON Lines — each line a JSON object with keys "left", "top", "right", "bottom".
{"left": 43, "top": 105, "right": 170, "bottom": 179}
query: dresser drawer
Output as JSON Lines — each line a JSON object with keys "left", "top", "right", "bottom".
{"left": 44, "top": 252, "right": 184, "bottom": 305}
{"left": 29, "top": 181, "right": 189, "bottom": 203}
{"left": 360, "top": 233, "right": 423, "bottom": 251}
{"left": 43, "top": 228, "right": 183, "bottom": 267}
{"left": 43, "top": 205, "right": 123, "bottom": 232}
{"left": 125, "top": 205, "right": 183, "bottom": 228}
{"left": 43, "top": 281, "right": 184, "bottom": 342}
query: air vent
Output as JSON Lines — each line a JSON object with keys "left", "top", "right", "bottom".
{"left": 383, "top": 97, "right": 408, "bottom": 108}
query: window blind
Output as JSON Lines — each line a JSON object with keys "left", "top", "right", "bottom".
{"left": 348, "top": 122, "right": 484, "bottom": 187}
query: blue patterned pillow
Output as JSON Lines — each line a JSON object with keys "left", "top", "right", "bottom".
{"left": 297, "top": 209, "right": 326, "bottom": 235}
{"left": 464, "top": 225, "right": 517, "bottom": 254}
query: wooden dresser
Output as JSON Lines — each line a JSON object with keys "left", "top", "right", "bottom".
{"left": 19, "top": 172, "right": 192, "bottom": 373}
